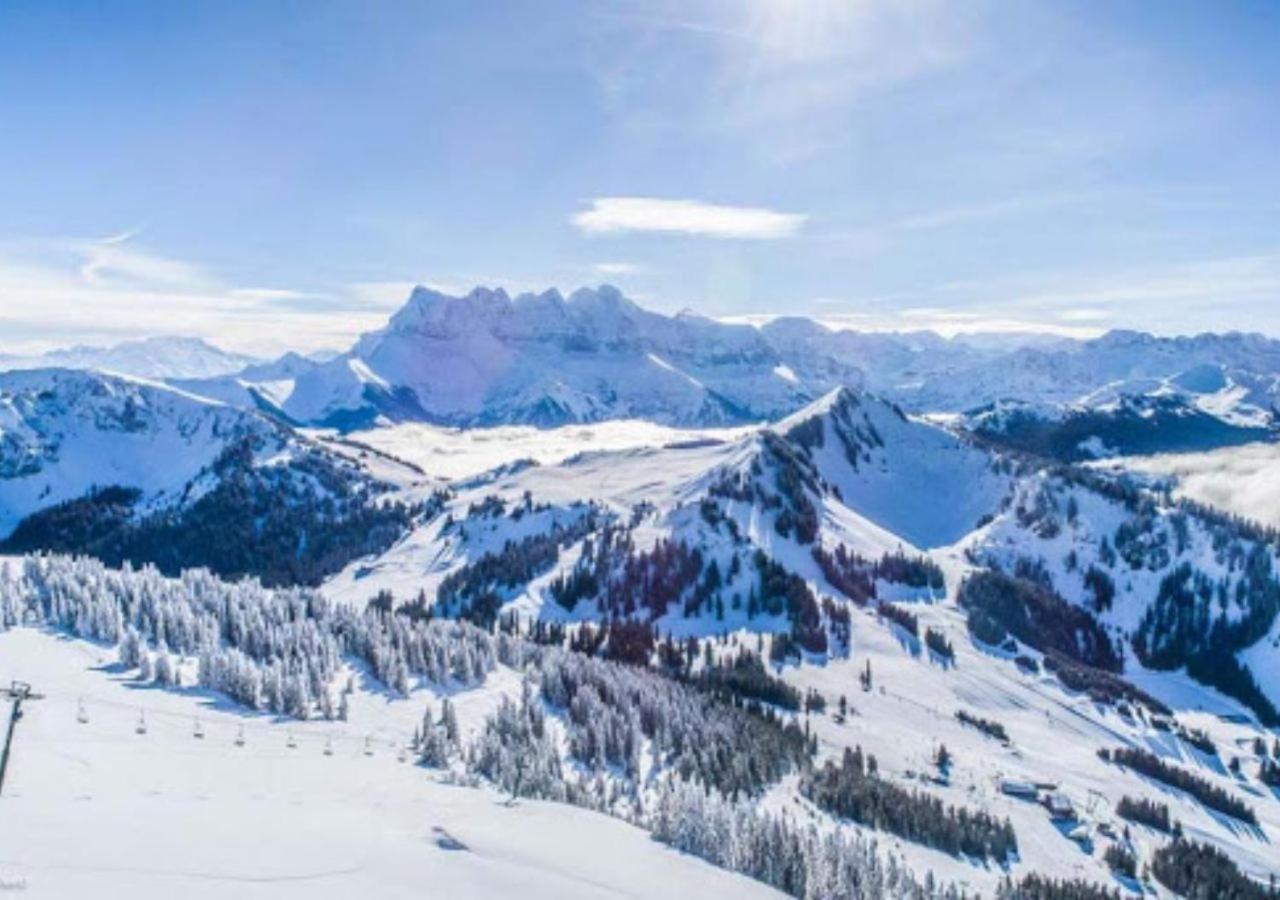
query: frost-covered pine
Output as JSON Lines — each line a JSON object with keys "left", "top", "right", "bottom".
{"left": 154, "top": 651, "right": 175, "bottom": 687}
{"left": 469, "top": 693, "right": 563, "bottom": 802}
{"left": 118, "top": 626, "right": 144, "bottom": 669}
{"left": 441, "top": 697, "right": 460, "bottom": 750}
{"left": 419, "top": 722, "right": 450, "bottom": 768}
{"left": 0, "top": 553, "right": 497, "bottom": 720}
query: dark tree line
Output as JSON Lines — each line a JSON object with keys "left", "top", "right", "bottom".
{"left": 800, "top": 746, "right": 1018, "bottom": 862}
{"left": 695, "top": 649, "right": 802, "bottom": 711}
{"left": 753, "top": 552, "right": 828, "bottom": 654}
{"left": 1042, "top": 652, "right": 1171, "bottom": 715}
{"left": 1261, "top": 758, "right": 1280, "bottom": 788}
{"left": 1103, "top": 843, "right": 1136, "bottom": 878}
{"left": 1151, "top": 838, "right": 1277, "bottom": 900}
{"left": 1134, "top": 558, "right": 1280, "bottom": 726}
{"left": 995, "top": 875, "right": 1120, "bottom": 900}
{"left": 440, "top": 507, "right": 604, "bottom": 625}
{"left": 813, "top": 544, "right": 946, "bottom": 606}
{"left": 925, "top": 627, "right": 954, "bottom": 660}
{"left": 1100, "top": 747, "right": 1257, "bottom": 825}
{"left": 958, "top": 569, "right": 1120, "bottom": 672}
{"left": 879, "top": 602, "right": 919, "bottom": 637}
{"left": 1115, "top": 795, "right": 1175, "bottom": 833}
{"left": 956, "top": 710, "right": 1008, "bottom": 743}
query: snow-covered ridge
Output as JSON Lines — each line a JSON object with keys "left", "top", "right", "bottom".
{"left": 0, "top": 367, "right": 273, "bottom": 536}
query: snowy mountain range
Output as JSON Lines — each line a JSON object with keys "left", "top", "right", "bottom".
{"left": 0, "top": 335, "right": 260, "bottom": 380}
{"left": 9, "top": 286, "right": 1280, "bottom": 455}
{"left": 151, "top": 286, "right": 1280, "bottom": 451}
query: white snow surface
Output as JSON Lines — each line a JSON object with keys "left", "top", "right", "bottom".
{"left": 321, "top": 419, "right": 758, "bottom": 482}
{"left": 0, "top": 626, "right": 780, "bottom": 900}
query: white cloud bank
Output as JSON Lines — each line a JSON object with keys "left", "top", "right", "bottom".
{"left": 1120, "top": 443, "right": 1280, "bottom": 529}
{"left": 572, "top": 197, "right": 806, "bottom": 239}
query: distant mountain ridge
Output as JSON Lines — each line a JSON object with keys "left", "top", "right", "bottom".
{"left": 0, "top": 335, "right": 260, "bottom": 380}
{"left": 19, "top": 285, "right": 1280, "bottom": 441}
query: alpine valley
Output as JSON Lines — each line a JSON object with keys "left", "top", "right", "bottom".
{"left": 3, "top": 285, "right": 1280, "bottom": 900}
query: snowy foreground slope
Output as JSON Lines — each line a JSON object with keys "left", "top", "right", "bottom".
{"left": 3, "top": 544, "right": 1279, "bottom": 899}
{"left": 0, "top": 627, "right": 779, "bottom": 900}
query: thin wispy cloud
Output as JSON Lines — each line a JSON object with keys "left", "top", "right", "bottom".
{"left": 78, "top": 235, "right": 208, "bottom": 287}
{"left": 889, "top": 192, "right": 1091, "bottom": 232}
{"left": 593, "top": 261, "right": 645, "bottom": 276}
{"left": 1005, "top": 254, "right": 1280, "bottom": 311}
{"left": 0, "top": 234, "right": 401, "bottom": 356}
{"left": 573, "top": 197, "right": 806, "bottom": 239}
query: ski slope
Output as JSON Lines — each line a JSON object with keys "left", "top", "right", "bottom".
{"left": 770, "top": 577, "right": 1280, "bottom": 894}
{"left": 0, "top": 627, "right": 780, "bottom": 900}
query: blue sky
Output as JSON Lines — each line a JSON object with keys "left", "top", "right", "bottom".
{"left": 2, "top": 1, "right": 1279, "bottom": 355}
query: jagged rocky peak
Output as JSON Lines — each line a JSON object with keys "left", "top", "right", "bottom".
{"left": 385, "top": 284, "right": 515, "bottom": 336}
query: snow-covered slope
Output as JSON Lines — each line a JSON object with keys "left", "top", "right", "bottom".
{"left": 773, "top": 389, "right": 1007, "bottom": 547}
{"left": 0, "top": 336, "right": 259, "bottom": 380}
{"left": 7, "top": 524, "right": 1280, "bottom": 899}
{"left": 323, "top": 388, "right": 1004, "bottom": 625}
{"left": 0, "top": 368, "right": 420, "bottom": 587}
{"left": 961, "top": 389, "right": 1277, "bottom": 461}
{"left": 0, "top": 368, "right": 269, "bottom": 536}
{"left": 0, "top": 626, "right": 780, "bottom": 900}
{"left": 962, "top": 467, "right": 1280, "bottom": 718}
